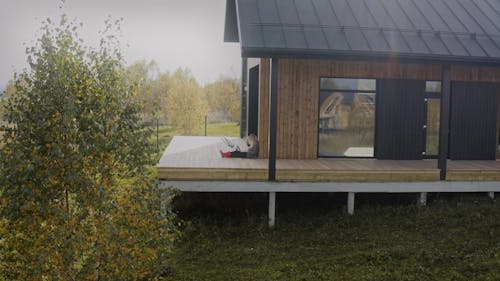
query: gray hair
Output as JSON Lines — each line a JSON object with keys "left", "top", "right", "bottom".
{"left": 247, "top": 134, "right": 257, "bottom": 147}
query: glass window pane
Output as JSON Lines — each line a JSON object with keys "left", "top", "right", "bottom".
{"left": 426, "top": 98, "right": 440, "bottom": 155}
{"left": 426, "top": 81, "right": 441, "bottom": 93}
{"left": 319, "top": 90, "right": 375, "bottom": 157}
{"left": 320, "top": 78, "right": 376, "bottom": 91}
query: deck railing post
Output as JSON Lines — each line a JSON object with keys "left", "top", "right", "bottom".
{"left": 268, "top": 58, "right": 279, "bottom": 181}
{"left": 439, "top": 65, "right": 451, "bottom": 180}
{"left": 268, "top": 192, "right": 276, "bottom": 228}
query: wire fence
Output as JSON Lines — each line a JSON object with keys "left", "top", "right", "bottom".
{"left": 141, "top": 116, "right": 211, "bottom": 152}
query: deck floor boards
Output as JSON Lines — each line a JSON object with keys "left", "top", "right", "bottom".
{"left": 447, "top": 160, "right": 500, "bottom": 181}
{"left": 157, "top": 137, "right": 445, "bottom": 182}
{"left": 157, "top": 137, "right": 500, "bottom": 182}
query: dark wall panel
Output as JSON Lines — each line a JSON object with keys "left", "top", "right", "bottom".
{"left": 449, "top": 82, "right": 499, "bottom": 160}
{"left": 248, "top": 65, "right": 260, "bottom": 136}
{"left": 376, "top": 79, "right": 426, "bottom": 160}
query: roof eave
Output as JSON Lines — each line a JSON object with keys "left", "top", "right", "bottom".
{"left": 241, "top": 47, "right": 500, "bottom": 67}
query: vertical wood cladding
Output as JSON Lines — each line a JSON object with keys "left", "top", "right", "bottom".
{"left": 449, "top": 82, "right": 499, "bottom": 160}
{"left": 258, "top": 59, "right": 270, "bottom": 158}
{"left": 451, "top": 66, "right": 500, "bottom": 82}
{"left": 376, "top": 79, "right": 426, "bottom": 160}
{"left": 256, "top": 58, "right": 500, "bottom": 159}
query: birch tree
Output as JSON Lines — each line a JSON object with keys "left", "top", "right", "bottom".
{"left": 0, "top": 15, "right": 176, "bottom": 280}
{"left": 166, "top": 69, "right": 207, "bottom": 135}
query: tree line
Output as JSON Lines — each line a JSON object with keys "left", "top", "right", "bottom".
{"left": 125, "top": 60, "right": 240, "bottom": 135}
{"left": 2, "top": 57, "right": 240, "bottom": 137}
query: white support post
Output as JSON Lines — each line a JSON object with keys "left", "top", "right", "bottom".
{"left": 268, "top": 192, "right": 276, "bottom": 228}
{"left": 347, "top": 192, "right": 355, "bottom": 215}
{"left": 419, "top": 192, "right": 427, "bottom": 206}
{"left": 488, "top": 192, "right": 495, "bottom": 200}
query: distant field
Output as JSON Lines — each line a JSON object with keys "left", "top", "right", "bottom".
{"left": 164, "top": 194, "right": 500, "bottom": 281}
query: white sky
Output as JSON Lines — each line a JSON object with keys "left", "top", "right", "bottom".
{"left": 0, "top": 0, "right": 242, "bottom": 90}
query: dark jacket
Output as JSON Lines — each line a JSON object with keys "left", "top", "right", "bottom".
{"left": 247, "top": 142, "right": 259, "bottom": 158}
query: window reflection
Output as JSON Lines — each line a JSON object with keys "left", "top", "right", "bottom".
{"left": 425, "top": 81, "right": 441, "bottom": 93}
{"left": 426, "top": 98, "right": 440, "bottom": 156}
{"left": 319, "top": 78, "right": 376, "bottom": 157}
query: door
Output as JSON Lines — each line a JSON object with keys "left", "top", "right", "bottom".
{"left": 423, "top": 81, "right": 442, "bottom": 158}
{"left": 247, "top": 65, "right": 259, "bottom": 136}
{"left": 376, "top": 79, "right": 426, "bottom": 160}
{"left": 449, "top": 82, "right": 499, "bottom": 160}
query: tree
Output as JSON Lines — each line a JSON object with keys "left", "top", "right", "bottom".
{"left": 3, "top": 80, "right": 16, "bottom": 98}
{"left": 126, "top": 60, "right": 170, "bottom": 123}
{"left": 166, "top": 68, "right": 207, "bottom": 135}
{"left": 204, "top": 77, "right": 240, "bottom": 123}
{"left": 0, "top": 81, "right": 15, "bottom": 122}
{"left": 0, "top": 15, "right": 176, "bottom": 280}
{"left": 149, "top": 72, "right": 171, "bottom": 123}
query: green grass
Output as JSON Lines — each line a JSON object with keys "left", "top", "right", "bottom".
{"left": 163, "top": 194, "right": 500, "bottom": 281}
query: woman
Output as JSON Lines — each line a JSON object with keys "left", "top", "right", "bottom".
{"left": 220, "top": 134, "right": 259, "bottom": 158}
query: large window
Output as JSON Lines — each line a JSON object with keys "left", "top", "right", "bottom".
{"left": 319, "top": 78, "right": 376, "bottom": 157}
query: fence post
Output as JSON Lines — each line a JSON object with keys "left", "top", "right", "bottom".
{"left": 205, "top": 115, "right": 207, "bottom": 136}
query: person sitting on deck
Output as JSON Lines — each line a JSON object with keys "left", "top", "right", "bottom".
{"left": 220, "top": 134, "right": 259, "bottom": 158}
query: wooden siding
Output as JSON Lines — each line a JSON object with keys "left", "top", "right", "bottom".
{"left": 276, "top": 59, "right": 319, "bottom": 159}
{"left": 256, "top": 58, "right": 500, "bottom": 159}
{"left": 259, "top": 59, "right": 442, "bottom": 159}
{"left": 258, "top": 59, "right": 270, "bottom": 158}
{"left": 451, "top": 66, "right": 500, "bottom": 82}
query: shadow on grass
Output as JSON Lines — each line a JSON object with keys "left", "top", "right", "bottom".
{"left": 172, "top": 192, "right": 482, "bottom": 220}
{"left": 164, "top": 192, "right": 499, "bottom": 281}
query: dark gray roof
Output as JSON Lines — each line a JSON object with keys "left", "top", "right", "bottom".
{"left": 224, "top": 0, "right": 500, "bottom": 64}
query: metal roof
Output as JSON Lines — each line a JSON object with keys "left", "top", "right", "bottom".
{"left": 224, "top": 0, "right": 500, "bottom": 64}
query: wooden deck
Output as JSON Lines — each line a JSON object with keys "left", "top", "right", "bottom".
{"left": 447, "top": 160, "right": 500, "bottom": 181}
{"left": 157, "top": 136, "right": 440, "bottom": 182}
{"left": 158, "top": 137, "right": 500, "bottom": 227}
{"left": 157, "top": 136, "right": 268, "bottom": 181}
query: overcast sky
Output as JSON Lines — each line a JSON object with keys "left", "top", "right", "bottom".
{"left": 0, "top": 0, "right": 242, "bottom": 90}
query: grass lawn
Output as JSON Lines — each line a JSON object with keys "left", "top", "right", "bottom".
{"left": 164, "top": 194, "right": 500, "bottom": 281}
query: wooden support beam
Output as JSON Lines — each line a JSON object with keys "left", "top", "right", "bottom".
{"left": 419, "top": 192, "right": 427, "bottom": 206}
{"left": 268, "top": 192, "right": 276, "bottom": 228}
{"left": 347, "top": 192, "right": 355, "bottom": 215}
{"left": 488, "top": 192, "right": 495, "bottom": 200}
{"left": 268, "top": 58, "right": 278, "bottom": 181}
{"left": 439, "top": 65, "right": 451, "bottom": 180}
{"left": 240, "top": 58, "right": 248, "bottom": 138}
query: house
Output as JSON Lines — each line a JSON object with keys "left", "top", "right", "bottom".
{"left": 158, "top": 0, "right": 500, "bottom": 226}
